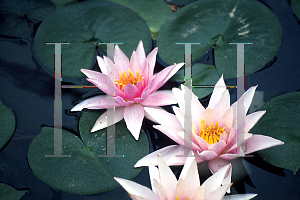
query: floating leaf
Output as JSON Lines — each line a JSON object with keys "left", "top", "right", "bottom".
{"left": 27, "top": 110, "right": 149, "bottom": 195}
{"left": 292, "top": 0, "right": 300, "bottom": 20}
{"left": 107, "top": 0, "right": 172, "bottom": 38}
{"left": 0, "top": 0, "right": 55, "bottom": 38}
{"left": 157, "top": 0, "right": 282, "bottom": 80}
{"left": 251, "top": 92, "right": 300, "bottom": 174}
{"left": 165, "top": 0, "right": 197, "bottom": 7}
{"left": 0, "top": 183, "right": 26, "bottom": 200}
{"left": 34, "top": 0, "right": 152, "bottom": 79}
{"left": 170, "top": 63, "right": 219, "bottom": 99}
{"left": 50, "top": 0, "right": 78, "bottom": 9}
{"left": 0, "top": 101, "right": 15, "bottom": 150}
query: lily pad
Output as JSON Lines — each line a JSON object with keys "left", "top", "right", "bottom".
{"left": 0, "top": 183, "right": 26, "bottom": 200}
{"left": 0, "top": 0, "right": 55, "bottom": 38}
{"left": 34, "top": 0, "right": 152, "bottom": 79}
{"left": 107, "top": 0, "right": 172, "bottom": 38}
{"left": 50, "top": 0, "right": 78, "bottom": 9}
{"left": 165, "top": 0, "right": 197, "bottom": 7}
{"left": 157, "top": 0, "right": 282, "bottom": 80}
{"left": 27, "top": 110, "right": 149, "bottom": 195}
{"left": 292, "top": 0, "right": 300, "bottom": 20}
{"left": 0, "top": 101, "right": 16, "bottom": 150}
{"left": 170, "top": 63, "right": 220, "bottom": 99}
{"left": 251, "top": 92, "right": 300, "bottom": 174}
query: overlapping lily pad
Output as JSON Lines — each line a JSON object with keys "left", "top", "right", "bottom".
{"left": 170, "top": 63, "right": 220, "bottom": 99}
{"left": 0, "top": 0, "right": 55, "bottom": 38}
{"left": 0, "top": 183, "right": 26, "bottom": 200}
{"left": 292, "top": 0, "right": 300, "bottom": 20}
{"left": 251, "top": 92, "right": 300, "bottom": 174}
{"left": 50, "top": 0, "right": 77, "bottom": 9}
{"left": 27, "top": 111, "right": 149, "bottom": 195}
{"left": 34, "top": 0, "right": 152, "bottom": 79}
{"left": 0, "top": 101, "right": 15, "bottom": 150}
{"left": 157, "top": 0, "right": 282, "bottom": 80}
{"left": 108, "top": 0, "right": 172, "bottom": 38}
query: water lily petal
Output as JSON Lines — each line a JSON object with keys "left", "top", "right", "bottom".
{"left": 208, "top": 140, "right": 227, "bottom": 155}
{"left": 204, "top": 184, "right": 232, "bottom": 200}
{"left": 174, "top": 178, "right": 189, "bottom": 200}
{"left": 194, "top": 135, "right": 209, "bottom": 151}
{"left": 220, "top": 107, "right": 233, "bottom": 135}
{"left": 148, "top": 164, "right": 159, "bottom": 193}
{"left": 208, "top": 75, "right": 226, "bottom": 109}
{"left": 71, "top": 95, "right": 108, "bottom": 111}
{"left": 141, "top": 90, "right": 177, "bottom": 107}
{"left": 103, "top": 56, "right": 117, "bottom": 82}
{"left": 214, "top": 89, "right": 230, "bottom": 121}
{"left": 157, "top": 154, "right": 177, "bottom": 195}
{"left": 84, "top": 98, "right": 122, "bottom": 109}
{"left": 189, "top": 185, "right": 205, "bottom": 200}
{"left": 114, "top": 177, "right": 158, "bottom": 200}
{"left": 136, "top": 40, "right": 146, "bottom": 67}
{"left": 201, "top": 108, "right": 217, "bottom": 126}
{"left": 226, "top": 126, "right": 237, "bottom": 148}
{"left": 244, "top": 134, "right": 284, "bottom": 154}
{"left": 244, "top": 111, "right": 266, "bottom": 133}
{"left": 144, "top": 107, "right": 183, "bottom": 129}
{"left": 90, "top": 107, "right": 125, "bottom": 132}
{"left": 152, "top": 179, "right": 169, "bottom": 200}
{"left": 124, "top": 103, "right": 144, "bottom": 140}
{"left": 146, "top": 47, "right": 158, "bottom": 80}
{"left": 123, "top": 83, "right": 140, "bottom": 100}
{"left": 97, "top": 56, "right": 107, "bottom": 75}
{"left": 153, "top": 125, "right": 185, "bottom": 146}
{"left": 114, "top": 44, "right": 130, "bottom": 72}
{"left": 129, "top": 51, "right": 140, "bottom": 74}
{"left": 86, "top": 77, "right": 125, "bottom": 98}
{"left": 199, "top": 150, "right": 219, "bottom": 160}
{"left": 143, "top": 106, "right": 164, "bottom": 124}
{"left": 222, "top": 194, "right": 258, "bottom": 200}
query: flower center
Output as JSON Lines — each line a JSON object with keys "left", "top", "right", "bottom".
{"left": 176, "top": 196, "right": 189, "bottom": 200}
{"left": 115, "top": 68, "right": 144, "bottom": 90}
{"left": 199, "top": 118, "right": 225, "bottom": 145}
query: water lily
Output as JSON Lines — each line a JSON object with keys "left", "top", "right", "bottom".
{"left": 71, "top": 41, "right": 184, "bottom": 140}
{"left": 135, "top": 76, "right": 284, "bottom": 174}
{"left": 115, "top": 154, "right": 257, "bottom": 200}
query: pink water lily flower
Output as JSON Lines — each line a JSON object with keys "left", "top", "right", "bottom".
{"left": 135, "top": 76, "right": 284, "bottom": 174}
{"left": 115, "top": 154, "right": 257, "bottom": 200}
{"left": 71, "top": 41, "right": 184, "bottom": 140}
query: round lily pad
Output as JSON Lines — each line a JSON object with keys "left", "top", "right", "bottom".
{"left": 165, "top": 0, "right": 197, "bottom": 7}
{"left": 251, "top": 92, "right": 300, "bottom": 174}
{"left": 34, "top": 0, "right": 152, "bottom": 79}
{"left": 157, "top": 0, "right": 282, "bottom": 80}
{"left": 50, "top": 0, "right": 78, "bottom": 9}
{"left": 170, "top": 63, "right": 220, "bottom": 99}
{"left": 0, "top": 101, "right": 16, "bottom": 150}
{"left": 107, "top": 0, "right": 172, "bottom": 38}
{"left": 0, "top": 183, "right": 26, "bottom": 200}
{"left": 292, "top": 0, "right": 300, "bottom": 20}
{"left": 0, "top": 0, "right": 55, "bottom": 38}
{"left": 27, "top": 111, "right": 149, "bottom": 195}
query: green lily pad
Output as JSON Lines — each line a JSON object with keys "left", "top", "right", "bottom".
{"left": 0, "top": 0, "right": 55, "bottom": 38}
{"left": 165, "top": 0, "right": 197, "bottom": 7}
{"left": 34, "top": 0, "right": 152, "bottom": 79}
{"left": 292, "top": 0, "right": 300, "bottom": 20}
{"left": 251, "top": 92, "right": 300, "bottom": 174}
{"left": 27, "top": 111, "right": 149, "bottom": 195}
{"left": 157, "top": 0, "right": 282, "bottom": 80}
{"left": 0, "top": 101, "right": 15, "bottom": 150}
{"left": 0, "top": 183, "right": 26, "bottom": 200}
{"left": 107, "top": 0, "right": 172, "bottom": 38}
{"left": 50, "top": 0, "right": 78, "bottom": 9}
{"left": 170, "top": 63, "right": 220, "bottom": 99}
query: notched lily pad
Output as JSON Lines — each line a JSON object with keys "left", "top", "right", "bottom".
{"left": 0, "top": 0, "right": 55, "bottom": 38}
{"left": 157, "top": 0, "right": 282, "bottom": 80}
{"left": 291, "top": 0, "right": 300, "bottom": 20}
{"left": 27, "top": 110, "right": 149, "bottom": 195}
{"left": 251, "top": 91, "right": 300, "bottom": 174}
{"left": 0, "top": 183, "right": 26, "bottom": 200}
{"left": 0, "top": 101, "right": 16, "bottom": 150}
{"left": 34, "top": 0, "right": 152, "bottom": 79}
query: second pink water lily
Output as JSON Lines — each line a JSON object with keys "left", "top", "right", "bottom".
{"left": 135, "top": 76, "right": 284, "bottom": 173}
{"left": 71, "top": 41, "right": 183, "bottom": 140}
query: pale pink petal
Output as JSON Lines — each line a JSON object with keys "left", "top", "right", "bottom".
{"left": 135, "top": 81, "right": 144, "bottom": 97}
{"left": 146, "top": 47, "right": 158, "bottom": 79}
{"left": 143, "top": 106, "right": 165, "bottom": 124}
{"left": 208, "top": 75, "right": 226, "bottom": 109}
{"left": 218, "top": 153, "right": 240, "bottom": 160}
{"left": 204, "top": 184, "right": 231, "bottom": 200}
{"left": 208, "top": 140, "right": 227, "bottom": 155}
{"left": 124, "top": 104, "right": 144, "bottom": 140}
{"left": 143, "top": 107, "right": 183, "bottom": 129}
{"left": 244, "top": 111, "right": 266, "bottom": 133}
{"left": 84, "top": 98, "right": 122, "bottom": 109}
{"left": 136, "top": 40, "right": 146, "bottom": 67}
{"left": 141, "top": 59, "right": 150, "bottom": 86}
{"left": 103, "top": 56, "right": 117, "bottom": 82}
{"left": 222, "top": 194, "right": 258, "bottom": 200}
{"left": 129, "top": 51, "right": 140, "bottom": 74}
{"left": 86, "top": 77, "right": 125, "bottom": 98}
{"left": 176, "top": 131, "right": 202, "bottom": 151}
{"left": 148, "top": 164, "right": 159, "bottom": 193}
{"left": 123, "top": 83, "right": 140, "bottom": 100}
{"left": 194, "top": 135, "right": 209, "bottom": 151}
{"left": 214, "top": 89, "right": 230, "bottom": 121}
{"left": 178, "top": 156, "right": 200, "bottom": 196}
{"left": 157, "top": 154, "right": 177, "bottom": 195}
{"left": 91, "top": 107, "right": 125, "bottom": 132}
{"left": 199, "top": 150, "right": 219, "bottom": 160}
{"left": 114, "top": 96, "right": 126, "bottom": 106}
{"left": 71, "top": 95, "right": 108, "bottom": 111}
{"left": 201, "top": 108, "right": 217, "bottom": 126}
{"left": 166, "top": 148, "right": 204, "bottom": 166}
{"left": 174, "top": 179, "right": 189, "bottom": 200}
{"left": 172, "top": 106, "right": 190, "bottom": 132}
{"left": 152, "top": 179, "right": 169, "bottom": 200}
{"left": 153, "top": 125, "right": 186, "bottom": 147}
{"left": 114, "top": 44, "right": 130, "bottom": 72}
{"left": 219, "top": 107, "right": 233, "bottom": 135}
{"left": 220, "top": 132, "right": 228, "bottom": 143}
{"left": 189, "top": 185, "right": 205, "bottom": 200}
{"left": 114, "top": 177, "right": 158, "bottom": 200}
{"left": 203, "top": 163, "right": 231, "bottom": 194}
{"left": 226, "top": 127, "right": 237, "bottom": 148}
{"left": 96, "top": 56, "right": 107, "bottom": 75}
{"left": 244, "top": 134, "right": 284, "bottom": 154}
{"left": 141, "top": 90, "right": 177, "bottom": 107}
{"left": 162, "top": 63, "right": 184, "bottom": 86}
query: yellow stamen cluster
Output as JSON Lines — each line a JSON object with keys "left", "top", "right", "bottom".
{"left": 115, "top": 68, "right": 144, "bottom": 90}
{"left": 199, "top": 118, "right": 225, "bottom": 145}
{"left": 176, "top": 196, "right": 189, "bottom": 200}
